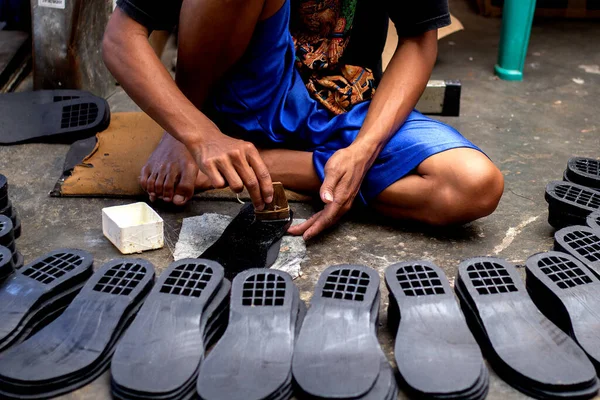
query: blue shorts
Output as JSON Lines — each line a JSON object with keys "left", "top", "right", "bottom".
{"left": 206, "top": 0, "right": 481, "bottom": 205}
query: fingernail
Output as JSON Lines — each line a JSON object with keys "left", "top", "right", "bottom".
{"left": 323, "top": 192, "right": 333, "bottom": 202}
{"left": 256, "top": 203, "right": 265, "bottom": 211}
{"left": 174, "top": 195, "right": 185, "bottom": 203}
{"left": 265, "top": 196, "right": 273, "bottom": 204}
{"left": 163, "top": 197, "right": 171, "bottom": 202}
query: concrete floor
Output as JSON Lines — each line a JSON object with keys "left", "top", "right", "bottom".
{"left": 1, "top": 0, "right": 600, "bottom": 398}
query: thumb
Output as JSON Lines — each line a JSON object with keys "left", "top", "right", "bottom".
{"left": 320, "top": 169, "right": 342, "bottom": 204}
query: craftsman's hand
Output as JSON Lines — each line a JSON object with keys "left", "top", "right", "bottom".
{"left": 288, "top": 146, "right": 374, "bottom": 240}
{"left": 190, "top": 132, "right": 273, "bottom": 210}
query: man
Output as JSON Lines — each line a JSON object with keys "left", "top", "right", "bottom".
{"left": 102, "top": 0, "right": 504, "bottom": 240}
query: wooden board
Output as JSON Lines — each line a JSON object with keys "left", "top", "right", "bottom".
{"left": 30, "top": 0, "right": 116, "bottom": 97}
{"left": 0, "top": 30, "right": 30, "bottom": 92}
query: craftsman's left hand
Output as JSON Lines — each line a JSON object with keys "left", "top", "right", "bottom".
{"left": 288, "top": 145, "right": 374, "bottom": 240}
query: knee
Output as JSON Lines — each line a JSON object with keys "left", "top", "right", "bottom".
{"left": 433, "top": 159, "right": 504, "bottom": 225}
{"left": 460, "top": 163, "right": 504, "bottom": 218}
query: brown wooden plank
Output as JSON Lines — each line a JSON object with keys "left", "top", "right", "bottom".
{"left": 0, "top": 30, "right": 30, "bottom": 92}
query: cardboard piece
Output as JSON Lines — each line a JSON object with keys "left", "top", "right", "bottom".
{"left": 383, "top": 14, "right": 464, "bottom": 70}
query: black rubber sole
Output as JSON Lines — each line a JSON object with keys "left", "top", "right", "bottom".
{"left": 386, "top": 260, "right": 487, "bottom": 399}
{"left": 0, "top": 174, "right": 7, "bottom": 199}
{"left": 200, "top": 203, "right": 293, "bottom": 279}
{"left": 0, "top": 295, "right": 146, "bottom": 400}
{"left": 587, "top": 210, "right": 600, "bottom": 233}
{"left": 112, "top": 259, "right": 226, "bottom": 397}
{"left": 0, "top": 249, "right": 94, "bottom": 347}
{"left": 12, "top": 251, "right": 23, "bottom": 270}
{"left": 566, "top": 157, "right": 600, "bottom": 190}
{"left": 112, "top": 276, "right": 231, "bottom": 400}
{"left": 12, "top": 213, "right": 21, "bottom": 240}
{"left": 554, "top": 225, "right": 600, "bottom": 278}
{"left": 0, "top": 201, "right": 20, "bottom": 240}
{"left": 198, "top": 268, "right": 303, "bottom": 400}
{"left": 456, "top": 257, "right": 598, "bottom": 399}
{"left": 0, "top": 215, "right": 14, "bottom": 246}
{"left": 548, "top": 205, "right": 587, "bottom": 229}
{"left": 545, "top": 181, "right": 600, "bottom": 220}
{"left": 0, "top": 245, "right": 14, "bottom": 283}
{"left": 0, "top": 281, "right": 84, "bottom": 353}
{"left": 0, "top": 200, "right": 12, "bottom": 220}
{"left": 112, "top": 306, "right": 229, "bottom": 400}
{"left": 292, "top": 265, "right": 383, "bottom": 399}
{"left": 293, "top": 294, "right": 396, "bottom": 400}
{"left": 362, "top": 295, "right": 398, "bottom": 400}
{"left": 526, "top": 251, "right": 600, "bottom": 373}
{"left": 0, "top": 258, "right": 155, "bottom": 399}
{"left": 0, "top": 91, "right": 111, "bottom": 145}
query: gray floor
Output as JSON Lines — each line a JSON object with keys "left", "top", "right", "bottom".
{"left": 1, "top": 0, "right": 600, "bottom": 399}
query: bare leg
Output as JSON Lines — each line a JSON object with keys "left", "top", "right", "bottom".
{"left": 372, "top": 148, "right": 504, "bottom": 224}
{"left": 195, "top": 147, "right": 504, "bottom": 225}
{"left": 140, "top": 0, "right": 284, "bottom": 205}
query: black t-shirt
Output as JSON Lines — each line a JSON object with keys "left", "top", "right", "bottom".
{"left": 117, "top": 0, "right": 450, "bottom": 79}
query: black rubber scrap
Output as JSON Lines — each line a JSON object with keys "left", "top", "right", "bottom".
{"left": 554, "top": 225, "right": 600, "bottom": 278}
{"left": 566, "top": 157, "right": 600, "bottom": 190}
{"left": 0, "top": 258, "right": 155, "bottom": 399}
{"left": 200, "top": 203, "right": 292, "bottom": 279}
{"left": 112, "top": 259, "right": 226, "bottom": 400}
{"left": 545, "top": 181, "right": 600, "bottom": 229}
{"left": 0, "top": 249, "right": 94, "bottom": 352}
{"left": 386, "top": 261, "right": 488, "bottom": 400}
{"left": 292, "top": 265, "right": 386, "bottom": 399}
{"left": 197, "top": 268, "right": 303, "bottom": 400}
{"left": 455, "top": 256, "right": 598, "bottom": 399}
{"left": 526, "top": 251, "right": 600, "bottom": 372}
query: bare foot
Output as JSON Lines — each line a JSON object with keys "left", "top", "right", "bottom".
{"left": 194, "top": 170, "right": 213, "bottom": 192}
{"left": 140, "top": 133, "right": 199, "bottom": 206}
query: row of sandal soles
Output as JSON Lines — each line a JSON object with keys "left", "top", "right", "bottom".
{"left": 8, "top": 249, "right": 600, "bottom": 399}
{"left": 0, "top": 175, "right": 23, "bottom": 274}
{"left": 0, "top": 215, "right": 24, "bottom": 280}
{"left": 112, "top": 259, "right": 231, "bottom": 400}
{"left": 0, "top": 253, "right": 155, "bottom": 399}
{"left": 546, "top": 157, "right": 600, "bottom": 229}
{"left": 0, "top": 174, "right": 22, "bottom": 240}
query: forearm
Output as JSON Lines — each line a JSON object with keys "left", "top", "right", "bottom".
{"left": 102, "top": 9, "right": 219, "bottom": 148}
{"left": 352, "top": 30, "right": 438, "bottom": 156}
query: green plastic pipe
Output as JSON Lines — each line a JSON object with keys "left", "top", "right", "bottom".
{"left": 494, "top": 0, "right": 537, "bottom": 81}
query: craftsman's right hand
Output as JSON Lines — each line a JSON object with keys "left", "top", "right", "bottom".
{"left": 190, "top": 133, "right": 273, "bottom": 210}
